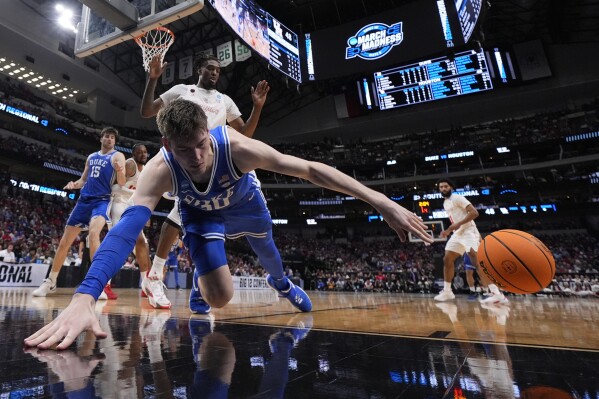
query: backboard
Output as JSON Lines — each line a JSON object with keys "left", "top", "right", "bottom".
{"left": 75, "top": 0, "right": 204, "bottom": 58}
{"left": 409, "top": 220, "right": 447, "bottom": 243}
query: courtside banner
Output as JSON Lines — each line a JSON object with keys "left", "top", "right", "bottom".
{"left": 0, "top": 263, "right": 50, "bottom": 287}
{"left": 232, "top": 276, "right": 270, "bottom": 290}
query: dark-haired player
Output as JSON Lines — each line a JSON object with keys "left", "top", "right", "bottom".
{"left": 434, "top": 179, "right": 508, "bottom": 304}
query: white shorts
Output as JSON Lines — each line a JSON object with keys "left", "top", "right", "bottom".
{"left": 445, "top": 229, "right": 481, "bottom": 254}
{"left": 166, "top": 199, "right": 182, "bottom": 227}
{"left": 109, "top": 200, "right": 129, "bottom": 227}
{"left": 108, "top": 200, "right": 147, "bottom": 243}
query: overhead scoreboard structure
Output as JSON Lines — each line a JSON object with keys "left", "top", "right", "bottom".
{"left": 374, "top": 49, "right": 492, "bottom": 110}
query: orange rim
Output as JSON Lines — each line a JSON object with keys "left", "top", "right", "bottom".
{"left": 134, "top": 27, "right": 175, "bottom": 49}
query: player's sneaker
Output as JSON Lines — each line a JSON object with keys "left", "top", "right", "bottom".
{"left": 480, "top": 292, "right": 509, "bottom": 305}
{"left": 266, "top": 275, "right": 312, "bottom": 312}
{"left": 103, "top": 284, "right": 118, "bottom": 300}
{"left": 32, "top": 279, "right": 56, "bottom": 297}
{"left": 434, "top": 290, "right": 455, "bottom": 302}
{"left": 467, "top": 292, "right": 479, "bottom": 300}
{"left": 189, "top": 269, "right": 211, "bottom": 314}
{"left": 141, "top": 277, "right": 172, "bottom": 309}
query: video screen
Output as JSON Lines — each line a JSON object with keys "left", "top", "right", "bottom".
{"left": 306, "top": 1, "right": 461, "bottom": 80}
{"left": 209, "top": 0, "right": 301, "bottom": 82}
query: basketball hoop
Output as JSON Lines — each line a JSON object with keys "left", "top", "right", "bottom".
{"left": 134, "top": 27, "right": 175, "bottom": 72}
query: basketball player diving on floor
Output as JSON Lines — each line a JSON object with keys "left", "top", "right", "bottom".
{"left": 25, "top": 99, "right": 433, "bottom": 350}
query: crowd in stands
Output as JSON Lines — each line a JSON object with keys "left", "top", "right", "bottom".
{"left": 2, "top": 72, "right": 598, "bottom": 185}
{"left": 0, "top": 174, "right": 597, "bottom": 297}
{"left": 0, "top": 76, "right": 159, "bottom": 148}
{"left": 0, "top": 135, "right": 83, "bottom": 171}
{"left": 0, "top": 74, "right": 598, "bottom": 296}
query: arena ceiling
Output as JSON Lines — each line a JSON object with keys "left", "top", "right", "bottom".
{"left": 26, "top": 0, "right": 599, "bottom": 126}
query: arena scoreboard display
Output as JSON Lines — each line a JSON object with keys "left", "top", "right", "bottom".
{"left": 209, "top": 0, "right": 301, "bottom": 82}
{"left": 305, "top": 1, "right": 462, "bottom": 81}
{"left": 454, "top": 0, "right": 483, "bottom": 43}
{"left": 374, "top": 49, "right": 492, "bottom": 110}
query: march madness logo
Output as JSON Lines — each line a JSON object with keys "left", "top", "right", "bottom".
{"left": 345, "top": 22, "right": 403, "bottom": 60}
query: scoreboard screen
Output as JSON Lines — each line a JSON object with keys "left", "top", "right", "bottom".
{"left": 374, "top": 49, "right": 492, "bottom": 110}
{"left": 209, "top": 0, "right": 301, "bottom": 82}
{"left": 454, "top": 0, "right": 483, "bottom": 43}
{"left": 305, "top": 1, "right": 461, "bottom": 81}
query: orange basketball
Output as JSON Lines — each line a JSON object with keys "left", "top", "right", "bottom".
{"left": 478, "top": 230, "right": 555, "bottom": 294}
{"left": 521, "top": 386, "right": 574, "bottom": 399}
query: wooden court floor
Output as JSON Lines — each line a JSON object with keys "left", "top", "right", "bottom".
{"left": 2, "top": 287, "right": 598, "bottom": 398}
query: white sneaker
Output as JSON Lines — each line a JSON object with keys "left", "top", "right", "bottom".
{"left": 142, "top": 277, "right": 172, "bottom": 309}
{"left": 434, "top": 290, "right": 455, "bottom": 301}
{"left": 32, "top": 279, "right": 56, "bottom": 297}
{"left": 480, "top": 293, "right": 509, "bottom": 305}
{"left": 97, "top": 291, "right": 108, "bottom": 300}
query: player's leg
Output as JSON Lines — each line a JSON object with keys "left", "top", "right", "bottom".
{"left": 135, "top": 233, "right": 151, "bottom": 274}
{"left": 149, "top": 210, "right": 181, "bottom": 279}
{"left": 33, "top": 224, "right": 81, "bottom": 296}
{"left": 471, "top": 248, "right": 509, "bottom": 304}
{"left": 466, "top": 269, "right": 477, "bottom": 299}
{"left": 186, "top": 234, "right": 233, "bottom": 309}
{"left": 88, "top": 214, "right": 118, "bottom": 300}
{"left": 434, "top": 245, "right": 462, "bottom": 301}
{"left": 246, "top": 232, "right": 312, "bottom": 312}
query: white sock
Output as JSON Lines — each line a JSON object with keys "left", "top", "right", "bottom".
{"left": 106, "top": 279, "right": 111, "bottom": 286}
{"left": 49, "top": 271, "right": 59, "bottom": 283}
{"left": 151, "top": 256, "right": 166, "bottom": 277}
{"left": 488, "top": 284, "right": 500, "bottom": 295}
{"left": 444, "top": 282, "right": 452, "bottom": 291}
{"left": 469, "top": 287, "right": 476, "bottom": 293}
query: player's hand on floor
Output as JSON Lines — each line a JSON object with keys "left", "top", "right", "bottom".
{"left": 380, "top": 202, "right": 433, "bottom": 244}
{"left": 24, "top": 294, "right": 107, "bottom": 350}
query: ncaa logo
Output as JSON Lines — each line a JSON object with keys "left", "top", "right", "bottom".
{"left": 345, "top": 22, "right": 403, "bottom": 60}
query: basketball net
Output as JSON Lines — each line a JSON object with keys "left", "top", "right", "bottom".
{"left": 134, "top": 27, "right": 175, "bottom": 72}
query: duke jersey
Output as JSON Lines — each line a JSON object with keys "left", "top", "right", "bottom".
{"left": 81, "top": 150, "right": 118, "bottom": 200}
{"left": 161, "top": 126, "right": 270, "bottom": 240}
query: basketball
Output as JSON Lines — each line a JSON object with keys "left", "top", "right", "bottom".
{"left": 521, "top": 386, "right": 574, "bottom": 399}
{"left": 478, "top": 230, "right": 555, "bottom": 294}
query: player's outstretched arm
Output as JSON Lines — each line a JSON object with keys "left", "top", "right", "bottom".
{"left": 24, "top": 154, "right": 173, "bottom": 350}
{"left": 229, "top": 80, "right": 270, "bottom": 138}
{"left": 141, "top": 54, "right": 167, "bottom": 118}
{"left": 229, "top": 130, "right": 432, "bottom": 244}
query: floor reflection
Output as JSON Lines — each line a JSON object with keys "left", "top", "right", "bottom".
{"left": 2, "top": 294, "right": 598, "bottom": 398}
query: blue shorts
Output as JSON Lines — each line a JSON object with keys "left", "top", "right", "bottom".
{"left": 66, "top": 197, "right": 111, "bottom": 228}
{"left": 180, "top": 187, "right": 271, "bottom": 241}
{"left": 464, "top": 254, "right": 477, "bottom": 271}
